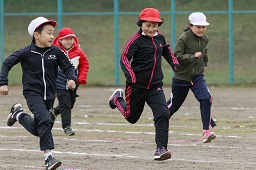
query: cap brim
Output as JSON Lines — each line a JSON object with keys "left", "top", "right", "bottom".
{"left": 190, "top": 22, "right": 209, "bottom": 26}
{"left": 60, "top": 34, "right": 76, "bottom": 39}
{"left": 140, "top": 17, "right": 163, "bottom": 23}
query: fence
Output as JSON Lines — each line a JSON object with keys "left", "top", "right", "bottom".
{"left": 0, "top": 0, "right": 256, "bottom": 86}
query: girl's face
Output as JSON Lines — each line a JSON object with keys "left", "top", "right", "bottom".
{"left": 190, "top": 25, "right": 207, "bottom": 37}
{"left": 141, "top": 21, "right": 159, "bottom": 38}
{"left": 34, "top": 25, "right": 55, "bottom": 48}
{"left": 59, "top": 37, "right": 75, "bottom": 50}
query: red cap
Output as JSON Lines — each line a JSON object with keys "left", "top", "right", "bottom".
{"left": 58, "top": 27, "right": 76, "bottom": 39}
{"left": 139, "top": 8, "right": 163, "bottom": 22}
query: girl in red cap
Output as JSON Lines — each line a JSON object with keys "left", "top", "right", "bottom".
{"left": 167, "top": 12, "right": 217, "bottom": 143}
{"left": 52, "top": 27, "right": 89, "bottom": 136}
{"left": 109, "top": 8, "right": 180, "bottom": 160}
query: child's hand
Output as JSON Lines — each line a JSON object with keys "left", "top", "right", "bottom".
{"left": 171, "top": 63, "right": 180, "bottom": 72}
{"left": 67, "top": 80, "right": 76, "bottom": 90}
{"left": 173, "top": 66, "right": 178, "bottom": 72}
{"left": 0, "top": 85, "right": 9, "bottom": 96}
{"left": 195, "top": 52, "right": 202, "bottom": 58}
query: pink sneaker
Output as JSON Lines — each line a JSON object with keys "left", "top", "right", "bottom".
{"left": 202, "top": 130, "right": 216, "bottom": 143}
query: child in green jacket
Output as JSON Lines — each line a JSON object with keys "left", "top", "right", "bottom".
{"left": 167, "top": 12, "right": 217, "bottom": 143}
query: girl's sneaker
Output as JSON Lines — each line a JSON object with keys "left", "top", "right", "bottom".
{"left": 154, "top": 147, "right": 171, "bottom": 160}
{"left": 108, "top": 89, "right": 123, "bottom": 109}
{"left": 203, "top": 130, "right": 216, "bottom": 143}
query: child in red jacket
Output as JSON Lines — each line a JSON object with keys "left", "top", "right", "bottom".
{"left": 53, "top": 27, "right": 89, "bottom": 135}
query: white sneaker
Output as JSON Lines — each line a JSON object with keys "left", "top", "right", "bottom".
{"left": 203, "top": 130, "right": 216, "bottom": 143}
{"left": 109, "top": 89, "right": 123, "bottom": 109}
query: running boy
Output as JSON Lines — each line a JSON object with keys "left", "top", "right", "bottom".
{"left": 109, "top": 8, "right": 179, "bottom": 160}
{"left": 166, "top": 12, "right": 217, "bottom": 143}
{"left": 52, "top": 27, "right": 89, "bottom": 136}
{"left": 0, "top": 17, "right": 77, "bottom": 170}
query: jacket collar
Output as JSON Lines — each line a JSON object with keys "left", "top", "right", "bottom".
{"left": 138, "top": 28, "right": 158, "bottom": 37}
{"left": 30, "top": 40, "right": 53, "bottom": 52}
{"left": 188, "top": 29, "right": 204, "bottom": 39}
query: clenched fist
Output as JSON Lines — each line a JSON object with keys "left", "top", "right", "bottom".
{"left": 0, "top": 85, "right": 9, "bottom": 96}
{"left": 67, "top": 80, "right": 76, "bottom": 90}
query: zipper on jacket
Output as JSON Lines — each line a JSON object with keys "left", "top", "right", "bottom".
{"left": 31, "top": 49, "right": 52, "bottom": 100}
{"left": 147, "top": 38, "right": 157, "bottom": 89}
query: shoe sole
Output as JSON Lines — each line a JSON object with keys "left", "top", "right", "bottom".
{"left": 154, "top": 151, "right": 171, "bottom": 161}
{"left": 65, "top": 132, "right": 75, "bottom": 136}
{"left": 203, "top": 133, "right": 216, "bottom": 143}
{"left": 7, "top": 113, "right": 16, "bottom": 126}
{"left": 48, "top": 161, "right": 62, "bottom": 170}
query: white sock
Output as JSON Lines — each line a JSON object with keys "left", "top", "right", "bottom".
{"left": 16, "top": 112, "right": 23, "bottom": 121}
{"left": 44, "top": 152, "right": 52, "bottom": 160}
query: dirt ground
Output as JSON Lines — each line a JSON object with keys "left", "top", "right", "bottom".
{"left": 0, "top": 86, "right": 256, "bottom": 170}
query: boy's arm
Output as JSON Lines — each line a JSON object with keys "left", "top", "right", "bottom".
{"left": 0, "top": 49, "right": 23, "bottom": 96}
{"left": 0, "top": 49, "right": 22, "bottom": 86}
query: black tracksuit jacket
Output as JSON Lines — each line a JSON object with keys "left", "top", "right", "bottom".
{"left": 0, "top": 41, "right": 77, "bottom": 100}
{"left": 120, "top": 29, "right": 179, "bottom": 89}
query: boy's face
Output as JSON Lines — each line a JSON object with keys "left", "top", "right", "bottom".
{"left": 59, "top": 37, "right": 74, "bottom": 50}
{"left": 141, "top": 21, "right": 159, "bottom": 38}
{"left": 34, "top": 24, "right": 55, "bottom": 48}
{"left": 190, "top": 25, "right": 207, "bottom": 37}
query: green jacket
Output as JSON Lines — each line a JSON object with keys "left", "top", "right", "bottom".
{"left": 173, "top": 29, "right": 209, "bottom": 81}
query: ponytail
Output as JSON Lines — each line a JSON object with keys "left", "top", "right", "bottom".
{"left": 183, "top": 22, "right": 192, "bottom": 32}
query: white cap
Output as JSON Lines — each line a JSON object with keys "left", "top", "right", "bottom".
{"left": 28, "top": 17, "right": 57, "bottom": 36}
{"left": 188, "top": 12, "right": 209, "bottom": 26}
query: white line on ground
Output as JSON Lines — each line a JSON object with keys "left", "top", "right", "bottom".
{"left": 0, "top": 125, "right": 248, "bottom": 138}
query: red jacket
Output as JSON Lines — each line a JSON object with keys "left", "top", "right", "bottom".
{"left": 53, "top": 36, "right": 89, "bottom": 86}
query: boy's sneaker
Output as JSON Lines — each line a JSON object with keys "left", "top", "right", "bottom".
{"left": 64, "top": 126, "right": 75, "bottom": 136}
{"left": 45, "top": 155, "right": 62, "bottom": 170}
{"left": 7, "top": 103, "right": 23, "bottom": 126}
{"left": 203, "top": 130, "right": 216, "bottom": 143}
{"left": 154, "top": 147, "right": 171, "bottom": 161}
{"left": 109, "top": 89, "right": 123, "bottom": 109}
